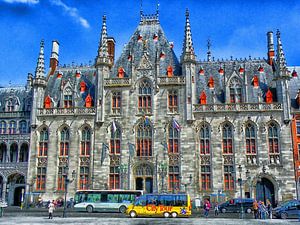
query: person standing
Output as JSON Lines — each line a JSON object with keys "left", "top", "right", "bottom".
{"left": 266, "top": 199, "right": 272, "bottom": 219}
{"left": 253, "top": 199, "right": 259, "bottom": 219}
{"left": 214, "top": 202, "right": 219, "bottom": 216}
{"left": 195, "top": 198, "right": 201, "bottom": 212}
{"left": 48, "top": 200, "right": 55, "bottom": 219}
{"left": 203, "top": 199, "right": 211, "bottom": 218}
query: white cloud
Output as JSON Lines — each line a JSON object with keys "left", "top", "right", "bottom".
{"left": 3, "top": 0, "right": 39, "bottom": 3}
{"left": 50, "top": 0, "right": 90, "bottom": 29}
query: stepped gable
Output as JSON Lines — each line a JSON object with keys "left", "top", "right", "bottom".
{"left": 110, "top": 12, "right": 181, "bottom": 78}
{"left": 196, "top": 59, "right": 276, "bottom": 104}
{"left": 0, "top": 86, "right": 32, "bottom": 112}
{"left": 288, "top": 66, "right": 300, "bottom": 109}
{"left": 45, "top": 66, "right": 96, "bottom": 107}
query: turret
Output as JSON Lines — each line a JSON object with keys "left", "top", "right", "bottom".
{"left": 35, "top": 40, "right": 45, "bottom": 78}
{"left": 95, "top": 15, "right": 110, "bottom": 123}
{"left": 207, "top": 39, "right": 212, "bottom": 62}
{"left": 181, "top": 9, "right": 197, "bottom": 121}
{"left": 49, "top": 40, "right": 59, "bottom": 75}
{"left": 276, "top": 29, "right": 289, "bottom": 77}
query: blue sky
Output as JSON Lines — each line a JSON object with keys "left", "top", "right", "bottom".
{"left": 0, "top": 0, "right": 300, "bottom": 86}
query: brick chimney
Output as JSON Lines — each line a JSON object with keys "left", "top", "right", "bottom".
{"left": 267, "top": 31, "right": 275, "bottom": 66}
{"left": 107, "top": 37, "right": 115, "bottom": 67}
{"left": 49, "top": 40, "right": 59, "bottom": 75}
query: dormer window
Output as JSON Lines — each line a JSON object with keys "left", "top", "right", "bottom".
{"left": 292, "top": 70, "right": 298, "bottom": 77}
{"left": 153, "top": 33, "right": 158, "bottom": 41}
{"left": 138, "top": 34, "right": 143, "bottom": 42}
{"left": 85, "top": 94, "right": 93, "bottom": 108}
{"left": 6, "top": 99, "right": 14, "bottom": 112}
{"left": 160, "top": 51, "right": 165, "bottom": 60}
{"left": 167, "top": 65, "right": 173, "bottom": 77}
{"left": 64, "top": 95, "right": 72, "bottom": 108}
{"left": 80, "top": 81, "right": 87, "bottom": 93}
{"left": 44, "top": 95, "right": 52, "bottom": 109}
{"left": 266, "top": 89, "right": 273, "bottom": 103}
{"left": 258, "top": 66, "right": 264, "bottom": 73}
{"left": 118, "top": 67, "right": 125, "bottom": 78}
{"left": 75, "top": 71, "right": 81, "bottom": 78}
{"left": 200, "top": 91, "right": 207, "bottom": 105}
{"left": 218, "top": 67, "right": 224, "bottom": 75}
{"left": 239, "top": 67, "right": 244, "bottom": 74}
{"left": 208, "top": 77, "right": 214, "bottom": 89}
{"left": 199, "top": 68, "right": 204, "bottom": 75}
{"left": 252, "top": 75, "right": 259, "bottom": 88}
{"left": 57, "top": 71, "right": 62, "bottom": 78}
{"left": 229, "top": 77, "right": 242, "bottom": 103}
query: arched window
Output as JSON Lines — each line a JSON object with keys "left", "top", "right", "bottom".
{"left": 229, "top": 77, "right": 242, "bottom": 103}
{"left": 112, "top": 92, "right": 121, "bottom": 114}
{"left": 199, "top": 124, "right": 210, "bottom": 154}
{"left": 109, "top": 166, "right": 120, "bottom": 189}
{"left": 138, "top": 80, "right": 152, "bottom": 114}
{"left": 19, "top": 120, "right": 27, "bottom": 134}
{"left": 0, "top": 143, "right": 7, "bottom": 163}
{"left": 6, "top": 99, "right": 14, "bottom": 112}
{"left": 136, "top": 119, "right": 152, "bottom": 157}
{"left": 39, "top": 127, "right": 48, "bottom": 156}
{"left": 0, "top": 121, "right": 6, "bottom": 134}
{"left": 81, "top": 127, "right": 91, "bottom": 156}
{"left": 63, "top": 88, "right": 73, "bottom": 108}
{"left": 245, "top": 123, "right": 257, "bottom": 165}
{"left": 168, "top": 90, "right": 178, "bottom": 113}
{"left": 222, "top": 123, "right": 233, "bottom": 154}
{"left": 19, "top": 143, "right": 29, "bottom": 162}
{"left": 36, "top": 166, "right": 46, "bottom": 191}
{"left": 168, "top": 122, "right": 179, "bottom": 154}
{"left": 9, "top": 121, "right": 16, "bottom": 134}
{"left": 268, "top": 122, "right": 280, "bottom": 164}
{"left": 79, "top": 166, "right": 90, "bottom": 190}
{"left": 60, "top": 127, "right": 69, "bottom": 156}
{"left": 110, "top": 123, "right": 121, "bottom": 154}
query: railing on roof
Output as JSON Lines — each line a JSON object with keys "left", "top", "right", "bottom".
{"left": 193, "top": 103, "right": 282, "bottom": 113}
{"left": 104, "top": 78, "right": 131, "bottom": 87}
{"left": 158, "top": 77, "right": 185, "bottom": 86}
{"left": 0, "top": 111, "right": 31, "bottom": 118}
{"left": 37, "top": 107, "right": 96, "bottom": 116}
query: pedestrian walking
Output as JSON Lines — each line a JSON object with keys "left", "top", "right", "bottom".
{"left": 214, "top": 203, "right": 219, "bottom": 216}
{"left": 253, "top": 199, "right": 259, "bottom": 219}
{"left": 203, "top": 199, "right": 211, "bottom": 218}
{"left": 266, "top": 199, "right": 272, "bottom": 219}
{"left": 48, "top": 200, "right": 55, "bottom": 219}
{"left": 195, "top": 197, "right": 201, "bottom": 212}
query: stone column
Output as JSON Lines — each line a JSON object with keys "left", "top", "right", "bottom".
{"left": 2, "top": 181, "right": 6, "bottom": 202}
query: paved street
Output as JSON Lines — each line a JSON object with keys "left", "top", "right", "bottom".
{"left": 0, "top": 217, "right": 298, "bottom": 225}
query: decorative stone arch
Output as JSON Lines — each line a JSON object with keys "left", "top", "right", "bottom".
{"left": 133, "top": 162, "right": 154, "bottom": 176}
{"left": 251, "top": 172, "right": 280, "bottom": 205}
{"left": 9, "top": 142, "right": 18, "bottom": 163}
{"left": 6, "top": 172, "right": 26, "bottom": 206}
{"left": 19, "top": 142, "right": 29, "bottom": 162}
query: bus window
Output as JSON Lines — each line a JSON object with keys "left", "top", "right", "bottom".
{"left": 101, "top": 193, "right": 108, "bottom": 202}
{"left": 159, "top": 195, "right": 174, "bottom": 206}
{"left": 146, "top": 195, "right": 158, "bottom": 205}
{"left": 87, "top": 193, "right": 100, "bottom": 203}
{"left": 135, "top": 195, "right": 146, "bottom": 206}
{"left": 119, "top": 194, "right": 131, "bottom": 203}
{"left": 174, "top": 195, "right": 187, "bottom": 206}
{"left": 108, "top": 193, "right": 118, "bottom": 203}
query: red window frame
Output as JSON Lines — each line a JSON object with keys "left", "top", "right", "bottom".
{"left": 109, "top": 166, "right": 120, "bottom": 190}
{"left": 168, "top": 166, "right": 180, "bottom": 191}
{"left": 201, "top": 166, "right": 211, "bottom": 190}
{"left": 224, "top": 166, "right": 234, "bottom": 191}
{"left": 79, "top": 167, "right": 89, "bottom": 190}
{"left": 112, "top": 92, "right": 121, "bottom": 114}
{"left": 36, "top": 167, "right": 46, "bottom": 191}
{"left": 168, "top": 91, "right": 178, "bottom": 113}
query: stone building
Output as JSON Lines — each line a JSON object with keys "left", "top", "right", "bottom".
{"left": 20, "top": 9, "right": 297, "bottom": 206}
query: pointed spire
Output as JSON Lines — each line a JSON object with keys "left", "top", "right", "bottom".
{"left": 181, "top": 8, "right": 196, "bottom": 62}
{"left": 276, "top": 29, "right": 289, "bottom": 77}
{"left": 207, "top": 39, "right": 212, "bottom": 62}
{"left": 35, "top": 39, "right": 45, "bottom": 78}
{"left": 96, "top": 15, "right": 109, "bottom": 66}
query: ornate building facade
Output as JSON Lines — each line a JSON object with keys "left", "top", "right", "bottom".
{"left": 1, "top": 9, "right": 297, "bottom": 206}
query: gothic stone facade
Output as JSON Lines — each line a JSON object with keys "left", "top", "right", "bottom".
{"left": 24, "top": 10, "right": 296, "bottom": 204}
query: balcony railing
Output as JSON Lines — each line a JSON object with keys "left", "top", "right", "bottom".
{"left": 0, "top": 111, "right": 31, "bottom": 118}
{"left": 193, "top": 103, "right": 282, "bottom": 113}
{"left": 0, "top": 133, "right": 30, "bottom": 140}
{"left": 37, "top": 107, "right": 96, "bottom": 116}
{"left": 0, "top": 161, "right": 28, "bottom": 169}
{"left": 104, "top": 78, "right": 131, "bottom": 87}
{"left": 158, "top": 77, "right": 185, "bottom": 86}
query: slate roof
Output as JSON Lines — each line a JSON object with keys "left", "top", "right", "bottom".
{"left": 288, "top": 66, "right": 300, "bottom": 110}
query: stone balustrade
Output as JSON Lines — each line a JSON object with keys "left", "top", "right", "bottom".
{"left": 0, "top": 111, "right": 30, "bottom": 118}
{"left": 104, "top": 78, "right": 131, "bottom": 87}
{"left": 37, "top": 107, "right": 96, "bottom": 116}
{"left": 158, "top": 77, "right": 185, "bottom": 86}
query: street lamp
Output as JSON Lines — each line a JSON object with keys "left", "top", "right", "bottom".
{"left": 246, "top": 169, "right": 252, "bottom": 198}
{"left": 119, "top": 164, "right": 128, "bottom": 189}
{"left": 237, "top": 165, "right": 244, "bottom": 219}
{"left": 59, "top": 166, "right": 76, "bottom": 218}
{"left": 181, "top": 174, "right": 193, "bottom": 193}
{"left": 158, "top": 162, "right": 168, "bottom": 193}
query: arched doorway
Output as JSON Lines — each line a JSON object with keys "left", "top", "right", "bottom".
{"left": 134, "top": 163, "right": 153, "bottom": 193}
{"left": 256, "top": 177, "right": 275, "bottom": 206}
{"left": 7, "top": 173, "right": 25, "bottom": 206}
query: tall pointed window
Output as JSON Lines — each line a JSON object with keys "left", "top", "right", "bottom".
{"left": 110, "top": 123, "right": 121, "bottom": 154}
{"left": 79, "top": 166, "right": 89, "bottom": 190}
{"left": 19, "top": 120, "right": 27, "bottom": 134}
{"left": 168, "top": 166, "right": 179, "bottom": 191}
{"left": 136, "top": 119, "right": 152, "bottom": 157}
{"left": 109, "top": 166, "right": 120, "bottom": 189}
{"left": 57, "top": 166, "right": 68, "bottom": 191}
{"left": 81, "top": 127, "right": 91, "bottom": 156}
{"left": 168, "top": 90, "right": 178, "bottom": 113}
{"left": 201, "top": 165, "right": 211, "bottom": 190}
{"left": 39, "top": 127, "right": 48, "bottom": 156}
{"left": 229, "top": 77, "right": 242, "bottom": 103}
{"left": 63, "top": 88, "right": 73, "bottom": 108}
{"left": 36, "top": 167, "right": 46, "bottom": 191}
{"left": 138, "top": 80, "right": 152, "bottom": 114}
{"left": 222, "top": 123, "right": 233, "bottom": 154}
{"left": 245, "top": 123, "right": 257, "bottom": 165}
{"left": 6, "top": 99, "right": 14, "bottom": 112}
{"left": 268, "top": 122, "right": 280, "bottom": 164}
{"left": 0, "top": 121, "right": 6, "bottom": 134}
{"left": 9, "top": 121, "right": 16, "bottom": 134}
{"left": 60, "top": 127, "right": 69, "bottom": 156}
{"left": 224, "top": 165, "right": 234, "bottom": 190}
{"left": 199, "top": 124, "right": 210, "bottom": 154}
{"left": 168, "top": 122, "right": 179, "bottom": 154}
{"left": 112, "top": 92, "right": 121, "bottom": 114}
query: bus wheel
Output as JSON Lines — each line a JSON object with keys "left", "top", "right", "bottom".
{"left": 86, "top": 205, "right": 94, "bottom": 213}
{"left": 171, "top": 212, "right": 178, "bottom": 218}
{"left": 163, "top": 212, "right": 170, "bottom": 218}
{"left": 129, "top": 210, "right": 137, "bottom": 218}
{"left": 119, "top": 205, "right": 127, "bottom": 213}
{"left": 221, "top": 208, "right": 226, "bottom": 213}
{"left": 246, "top": 208, "right": 252, "bottom": 214}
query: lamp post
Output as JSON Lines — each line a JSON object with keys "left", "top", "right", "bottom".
{"left": 158, "top": 162, "right": 167, "bottom": 193}
{"left": 120, "top": 164, "right": 128, "bottom": 189}
{"left": 60, "top": 166, "right": 76, "bottom": 218}
{"left": 181, "top": 174, "right": 193, "bottom": 193}
{"left": 237, "top": 165, "right": 244, "bottom": 219}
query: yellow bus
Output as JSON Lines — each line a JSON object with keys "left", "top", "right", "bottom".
{"left": 126, "top": 193, "right": 192, "bottom": 218}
